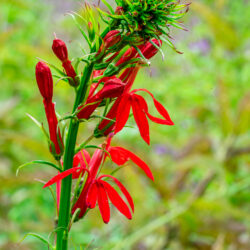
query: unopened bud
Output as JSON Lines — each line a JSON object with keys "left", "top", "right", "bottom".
{"left": 103, "top": 30, "right": 121, "bottom": 49}
{"left": 139, "top": 39, "right": 162, "bottom": 59}
{"left": 115, "top": 6, "right": 124, "bottom": 15}
{"left": 87, "top": 22, "right": 95, "bottom": 42}
{"left": 52, "top": 39, "right": 68, "bottom": 62}
{"left": 35, "top": 61, "right": 53, "bottom": 101}
{"left": 97, "top": 78, "right": 125, "bottom": 99}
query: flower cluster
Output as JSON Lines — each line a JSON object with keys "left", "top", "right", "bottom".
{"left": 32, "top": 0, "right": 188, "bottom": 229}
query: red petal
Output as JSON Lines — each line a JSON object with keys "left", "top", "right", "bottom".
{"left": 131, "top": 95, "right": 150, "bottom": 145}
{"left": 145, "top": 112, "right": 174, "bottom": 125}
{"left": 99, "top": 175, "right": 134, "bottom": 212}
{"left": 114, "top": 94, "right": 131, "bottom": 134}
{"left": 88, "top": 148, "right": 104, "bottom": 178}
{"left": 97, "top": 182, "right": 110, "bottom": 223}
{"left": 132, "top": 89, "right": 174, "bottom": 125}
{"left": 108, "top": 147, "right": 129, "bottom": 165}
{"left": 101, "top": 180, "right": 132, "bottom": 219}
{"left": 43, "top": 167, "right": 83, "bottom": 188}
{"left": 86, "top": 182, "right": 98, "bottom": 209}
{"left": 72, "top": 150, "right": 91, "bottom": 179}
{"left": 109, "top": 147, "right": 154, "bottom": 181}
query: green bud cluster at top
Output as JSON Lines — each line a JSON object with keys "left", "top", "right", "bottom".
{"left": 112, "top": 0, "right": 189, "bottom": 42}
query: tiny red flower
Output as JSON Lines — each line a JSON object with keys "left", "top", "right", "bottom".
{"left": 35, "top": 61, "right": 53, "bottom": 101}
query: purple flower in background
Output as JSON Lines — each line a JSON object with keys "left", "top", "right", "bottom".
{"left": 189, "top": 39, "right": 211, "bottom": 55}
{"left": 154, "top": 144, "right": 169, "bottom": 155}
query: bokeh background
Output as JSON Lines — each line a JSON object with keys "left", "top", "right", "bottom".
{"left": 0, "top": 0, "right": 250, "bottom": 249}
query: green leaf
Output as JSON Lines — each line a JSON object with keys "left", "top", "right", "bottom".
{"left": 102, "top": 0, "right": 115, "bottom": 14}
{"left": 19, "top": 232, "right": 54, "bottom": 249}
{"left": 67, "top": 13, "right": 91, "bottom": 49}
{"left": 26, "top": 113, "right": 50, "bottom": 140}
{"left": 16, "top": 160, "right": 62, "bottom": 176}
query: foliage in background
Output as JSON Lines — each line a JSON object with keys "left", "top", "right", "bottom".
{"left": 0, "top": 0, "right": 249, "bottom": 249}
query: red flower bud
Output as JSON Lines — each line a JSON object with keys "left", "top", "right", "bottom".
{"left": 139, "top": 39, "right": 162, "bottom": 59}
{"left": 115, "top": 6, "right": 124, "bottom": 15}
{"left": 97, "top": 78, "right": 125, "bottom": 99}
{"left": 62, "top": 60, "right": 77, "bottom": 79}
{"left": 43, "top": 100, "right": 63, "bottom": 156}
{"left": 103, "top": 30, "right": 121, "bottom": 49}
{"left": 52, "top": 38, "right": 77, "bottom": 85}
{"left": 35, "top": 61, "right": 53, "bottom": 101}
{"left": 116, "top": 47, "right": 137, "bottom": 66}
{"left": 52, "top": 39, "right": 68, "bottom": 62}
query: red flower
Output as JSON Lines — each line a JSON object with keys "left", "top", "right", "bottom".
{"left": 95, "top": 40, "right": 163, "bottom": 138}
{"left": 115, "top": 89, "right": 174, "bottom": 144}
{"left": 43, "top": 137, "right": 153, "bottom": 222}
{"left": 85, "top": 175, "right": 133, "bottom": 223}
{"left": 35, "top": 61, "right": 53, "bottom": 101}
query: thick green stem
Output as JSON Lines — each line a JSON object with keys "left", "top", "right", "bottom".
{"left": 56, "top": 63, "right": 94, "bottom": 250}
{"left": 55, "top": 22, "right": 112, "bottom": 250}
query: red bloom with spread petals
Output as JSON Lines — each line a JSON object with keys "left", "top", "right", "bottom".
{"left": 43, "top": 136, "right": 153, "bottom": 223}
{"left": 115, "top": 89, "right": 174, "bottom": 144}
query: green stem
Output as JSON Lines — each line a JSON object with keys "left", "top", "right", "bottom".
{"left": 56, "top": 63, "right": 94, "bottom": 250}
{"left": 55, "top": 21, "right": 112, "bottom": 250}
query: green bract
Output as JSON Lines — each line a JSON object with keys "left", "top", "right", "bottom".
{"left": 112, "top": 0, "right": 189, "bottom": 41}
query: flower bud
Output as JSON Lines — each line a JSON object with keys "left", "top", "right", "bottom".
{"left": 87, "top": 22, "right": 95, "bottom": 42}
{"left": 139, "top": 39, "right": 162, "bottom": 59}
{"left": 97, "top": 78, "right": 125, "bottom": 99}
{"left": 35, "top": 61, "right": 53, "bottom": 101}
{"left": 115, "top": 6, "right": 124, "bottom": 15}
{"left": 62, "top": 60, "right": 77, "bottom": 79}
{"left": 43, "top": 100, "right": 63, "bottom": 157}
{"left": 116, "top": 47, "right": 137, "bottom": 66}
{"left": 52, "top": 39, "right": 68, "bottom": 62}
{"left": 103, "top": 30, "right": 121, "bottom": 49}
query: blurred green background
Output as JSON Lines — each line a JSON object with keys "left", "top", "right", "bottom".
{"left": 0, "top": 0, "right": 250, "bottom": 249}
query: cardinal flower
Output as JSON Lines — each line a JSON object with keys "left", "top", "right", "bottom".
{"left": 85, "top": 175, "right": 133, "bottom": 223}
{"left": 43, "top": 137, "right": 153, "bottom": 223}
{"left": 115, "top": 88, "right": 174, "bottom": 144}
{"left": 95, "top": 40, "right": 163, "bottom": 137}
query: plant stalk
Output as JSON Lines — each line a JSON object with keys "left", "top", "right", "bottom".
{"left": 56, "top": 63, "right": 94, "bottom": 250}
